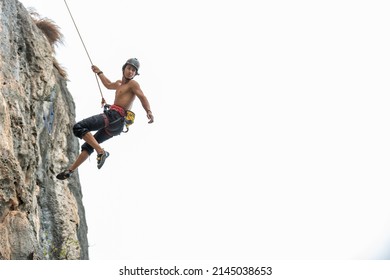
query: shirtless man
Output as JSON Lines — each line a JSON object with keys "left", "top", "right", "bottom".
{"left": 56, "top": 58, "right": 154, "bottom": 180}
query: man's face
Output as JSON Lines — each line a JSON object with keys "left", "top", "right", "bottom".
{"left": 123, "top": 64, "right": 137, "bottom": 79}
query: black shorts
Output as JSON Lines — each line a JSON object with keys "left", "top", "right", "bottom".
{"left": 73, "top": 109, "right": 125, "bottom": 155}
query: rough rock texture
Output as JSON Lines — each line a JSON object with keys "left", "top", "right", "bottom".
{"left": 0, "top": 0, "right": 88, "bottom": 259}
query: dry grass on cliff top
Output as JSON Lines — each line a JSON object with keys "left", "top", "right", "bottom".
{"left": 29, "top": 9, "right": 67, "bottom": 79}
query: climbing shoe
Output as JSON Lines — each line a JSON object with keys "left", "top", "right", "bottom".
{"left": 56, "top": 170, "right": 73, "bottom": 180}
{"left": 97, "top": 150, "right": 110, "bottom": 169}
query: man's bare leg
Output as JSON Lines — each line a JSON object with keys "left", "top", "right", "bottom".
{"left": 56, "top": 149, "right": 89, "bottom": 180}
{"left": 69, "top": 150, "right": 89, "bottom": 172}
{"left": 82, "top": 132, "right": 105, "bottom": 154}
{"left": 68, "top": 132, "right": 104, "bottom": 172}
{"left": 56, "top": 132, "right": 110, "bottom": 179}
{"left": 82, "top": 132, "right": 109, "bottom": 169}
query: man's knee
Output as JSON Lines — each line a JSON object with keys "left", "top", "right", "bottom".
{"left": 73, "top": 122, "right": 88, "bottom": 139}
{"left": 81, "top": 143, "right": 94, "bottom": 155}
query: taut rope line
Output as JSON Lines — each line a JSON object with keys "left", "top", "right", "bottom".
{"left": 63, "top": 0, "right": 106, "bottom": 105}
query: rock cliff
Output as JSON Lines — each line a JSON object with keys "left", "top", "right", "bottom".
{"left": 0, "top": 0, "right": 88, "bottom": 259}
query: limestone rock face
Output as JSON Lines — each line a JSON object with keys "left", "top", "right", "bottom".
{"left": 0, "top": 0, "right": 88, "bottom": 259}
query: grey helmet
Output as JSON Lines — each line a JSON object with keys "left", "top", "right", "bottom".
{"left": 122, "top": 58, "right": 140, "bottom": 75}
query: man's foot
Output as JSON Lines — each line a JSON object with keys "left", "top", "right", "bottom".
{"left": 97, "top": 150, "right": 110, "bottom": 169}
{"left": 56, "top": 169, "right": 73, "bottom": 180}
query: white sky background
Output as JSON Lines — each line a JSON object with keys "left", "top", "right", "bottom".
{"left": 19, "top": 0, "right": 390, "bottom": 260}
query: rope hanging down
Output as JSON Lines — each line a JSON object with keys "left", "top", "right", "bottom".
{"left": 63, "top": 0, "right": 106, "bottom": 106}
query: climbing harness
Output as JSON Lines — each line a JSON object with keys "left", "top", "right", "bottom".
{"left": 63, "top": 0, "right": 106, "bottom": 106}
{"left": 103, "top": 104, "right": 135, "bottom": 133}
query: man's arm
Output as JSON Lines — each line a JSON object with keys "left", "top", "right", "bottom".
{"left": 132, "top": 82, "right": 154, "bottom": 124}
{"left": 91, "top": 65, "right": 121, "bottom": 90}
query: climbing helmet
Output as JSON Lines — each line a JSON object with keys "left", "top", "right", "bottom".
{"left": 122, "top": 58, "right": 140, "bottom": 75}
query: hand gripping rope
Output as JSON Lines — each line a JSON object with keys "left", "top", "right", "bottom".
{"left": 63, "top": 0, "right": 106, "bottom": 107}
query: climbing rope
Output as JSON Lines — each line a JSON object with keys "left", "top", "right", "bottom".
{"left": 63, "top": 0, "right": 106, "bottom": 106}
